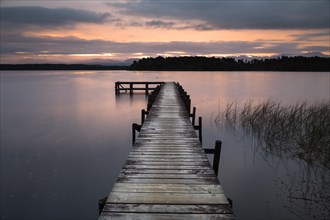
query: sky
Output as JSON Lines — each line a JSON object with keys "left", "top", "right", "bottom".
{"left": 0, "top": 0, "right": 329, "bottom": 64}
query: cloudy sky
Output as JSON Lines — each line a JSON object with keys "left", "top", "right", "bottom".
{"left": 0, "top": 0, "right": 329, "bottom": 64}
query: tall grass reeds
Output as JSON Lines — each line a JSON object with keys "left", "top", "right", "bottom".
{"left": 215, "top": 100, "right": 330, "bottom": 169}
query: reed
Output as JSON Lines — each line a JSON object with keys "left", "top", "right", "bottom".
{"left": 215, "top": 100, "right": 330, "bottom": 169}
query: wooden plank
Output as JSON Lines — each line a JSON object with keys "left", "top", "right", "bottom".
{"left": 107, "top": 192, "right": 229, "bottom": 204}
{"left": 130, "top": 151, "right": 205, "bottom": 155}
{"left": 131, "top": 150, "right": 204, "bottom": 155}
{"left": 100, "top": 213, "right": 235, "bottom": 220}
{"left": 118, "top": 173, "right": 215, "bottom": 179}
{"left": 111, "top": 183, "right": 224, "bottom": 193}
{"left": 131, "top": 149, "right": 203, "bottom": 153}
{"left": 103, "top": 204, "right": 233, "bottom": 214}
{"left": 130, "top": 153, "right": 203, "bottom": 156}
{"left": 133, "top": 143, "right": 202, "bottom": 147}
{"left": 120, "top": 169, "right": 215, "bottom": 175}
{"left": 125, "top": 160, "right": 210, "bottom": 166}
{"left": 128, "top": 155, "right": 207, "bottom": 159}
{"left": 133, "top": 145, "right": 202, "bottom": 148}
{"left": 126, "top": 158, "right": 209, "bottom": 162}
{"left": 116, "top": 178, "right": 219, "bottom": 184}
{"left": 132, "top": 149, "right": 202, "bottom": 152}
{"left": 123, "top": 165, "right": 212, "bottom": 170}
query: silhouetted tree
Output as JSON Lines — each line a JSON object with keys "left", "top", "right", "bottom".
{"left": 129, "top": 56, "right": 330, "bottom": 71}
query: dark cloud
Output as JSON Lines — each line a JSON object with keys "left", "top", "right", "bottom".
{"left": 301, "top": 46, "right": 329, "bottom": 52}
{"left": 184, "top": 24, "right": 214, "bottom": 31}
{"left": 108, "top": 1, "right": 330, "bottom": 30}
{"left": 0, "top": 6, "right": 111, "bottom": 27}
{"left": 129, "top": 19, "right": 214, "bottom": 31}
{"left": 291, "top": 32, "right": 330, "bottom": 41}
{"left": 145, "top": 20, "right": 175, "bottom": 28}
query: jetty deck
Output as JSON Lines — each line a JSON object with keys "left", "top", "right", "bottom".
{"left": 99, "top": 82, "right": 234, "bottom": 219}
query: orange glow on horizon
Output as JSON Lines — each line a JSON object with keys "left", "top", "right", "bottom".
{"left": 25, "top": 24, "right": 328, "bottom": 43}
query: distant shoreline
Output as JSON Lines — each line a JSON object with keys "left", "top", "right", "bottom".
{"left": 0, "top": 64, "right": 129, "bottom": 71}
{"left": 1, "top": 56, "right": 330, "bottom": 71}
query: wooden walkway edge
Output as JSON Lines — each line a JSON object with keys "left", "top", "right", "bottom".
{"left": 100, "top": 82, "right": 235, "bottom": 219}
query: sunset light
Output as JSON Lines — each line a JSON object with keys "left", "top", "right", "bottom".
{"left": 1, "top": 1, "right": 329, "bottom": 64}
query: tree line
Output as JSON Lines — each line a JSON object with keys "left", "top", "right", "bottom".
{"left": 1, "top": 56, "right": 329, "bottom": 71}
{"left": 129, "top": 56, "right": 330, "bottom": 71}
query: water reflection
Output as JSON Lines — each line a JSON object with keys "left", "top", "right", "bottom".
{"left": 276, "top": 163, "right": 330, "bottom": 220}
{"left": 115, "top": 93, "right": 148, "bottom": 106}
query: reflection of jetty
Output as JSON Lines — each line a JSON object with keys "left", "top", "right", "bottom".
{"left": 115, "top": 81, "right": 165, "bottom": 95}
{"left": 100, "top": 82, "right": 235, "bottom": 219}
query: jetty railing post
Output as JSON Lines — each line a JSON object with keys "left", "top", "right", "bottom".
{"left": 194, "top": 116, "right": 202, "bottom": 144}
{"left": 190, "top": 107, "right": 196, "bottom": 126}
{"left": 99, "top": 196, "right": 108, "bottom": 215}
{"left": 145, "top": 83, "right": 149, "bottom": 95}
{"left": 115, "top": 82, "right": 119, "bottom": 95}
{"left": 187, "top": 97, "right": 191, "bottom": 113}
{"left": 203, "top": 140, "right": 222, "bottom": 176}
{"left": 132, "top": 123, "right": 136, "bottom": 145}
{"left": 141, "top": 109, "right": 148, "bottom": 124}
{"left": 147, "top": 92, "right": 154, "bottom": 111}
{"left": 198, "top": 117, "right": 202, "bottom": 144}
{"left": 132, "top": 123, "right": 141, "bottom": 145}
{"left": 129, "top": 83, "right": 133, "bottom": 95}
{"left": 213, "top": 140, "right": 222, "bottom": 177}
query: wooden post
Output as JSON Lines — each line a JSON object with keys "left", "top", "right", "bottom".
{"left": 203, "top": 140, "right": 222, "bottom": 176}
{"left": 130, "top": 83, "right": 133, "bottom": 95}
{"left": 145, "top": 83, "right": 149, "bottom": 95}
{"left": 198, "top": 117, "right": 202, "bottom": 144}
{"left": 115, "top": 82, "right": 119, "bottom": 95}
{"left": 141, "top": 109, "right": 147, "bottom": 124}
{"left": 99, "top": 196, "right": 107, "bottom": 215}
{"left": 190, "top": 107, "right": 196, "bottom": 126}
{"left": 187, "top": 97, "right": 191, "bottom": 113}
{"left": 148, "top": 94, "right": 154, "bottom": 108}
{"left": 193, "top": 117, "right": 202, "bottom": 144}
{"left": 213, "top": 140, "right": 222, "bottom": 177}
{"left": 132, "top": 123, "right": 141, "bottom": 145}
{"left": 132, "top": 123, "right": 136, "bottom": 145}
{"left": 147, "top": 93, "right": 154, "bottom": 111}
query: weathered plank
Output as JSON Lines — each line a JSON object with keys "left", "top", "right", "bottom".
{"left": 127, "top": 157, "right": 210, "bottom": 162}
{"left": 125, "top": 160, "right": 211, "bottom": 166}
{"left": 107, "top": 192, "right": 229, "bottom": 204}
{"left": 103, "top": 204, "right": 233, "bottom": 214}
{"left": 118, "top": 173, "right": 215, "bottom": 179}
{"left": 128, "top": 155, "right": 207, "bottom": 159}
{"left": 117, "top": 177, "right": 219, "bottom": 184}
{"left": 100, "top": 213, "right": 235, "bottom": 220}
{"left": 123, "top": 164, "right": 210, "bottom": 170}
{"left": 120, "top": 169, "right": 215, "bottom": 175}
{"left": 111, "top": 183, "right": 224, "bottom": 193}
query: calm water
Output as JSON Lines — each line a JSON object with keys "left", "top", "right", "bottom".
{"left": 1, "top": 71, "right": 329, "bottom": 220}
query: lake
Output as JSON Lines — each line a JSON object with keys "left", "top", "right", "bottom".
{"left": 1, "top": 71, "right": 329, "bottom": 220}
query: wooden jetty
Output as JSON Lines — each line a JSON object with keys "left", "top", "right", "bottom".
{"left": 115, "top": 81, "right": 165, "bottom": 95}
{"left": 100, "top": 82, "right": 234, "bottom": 219}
